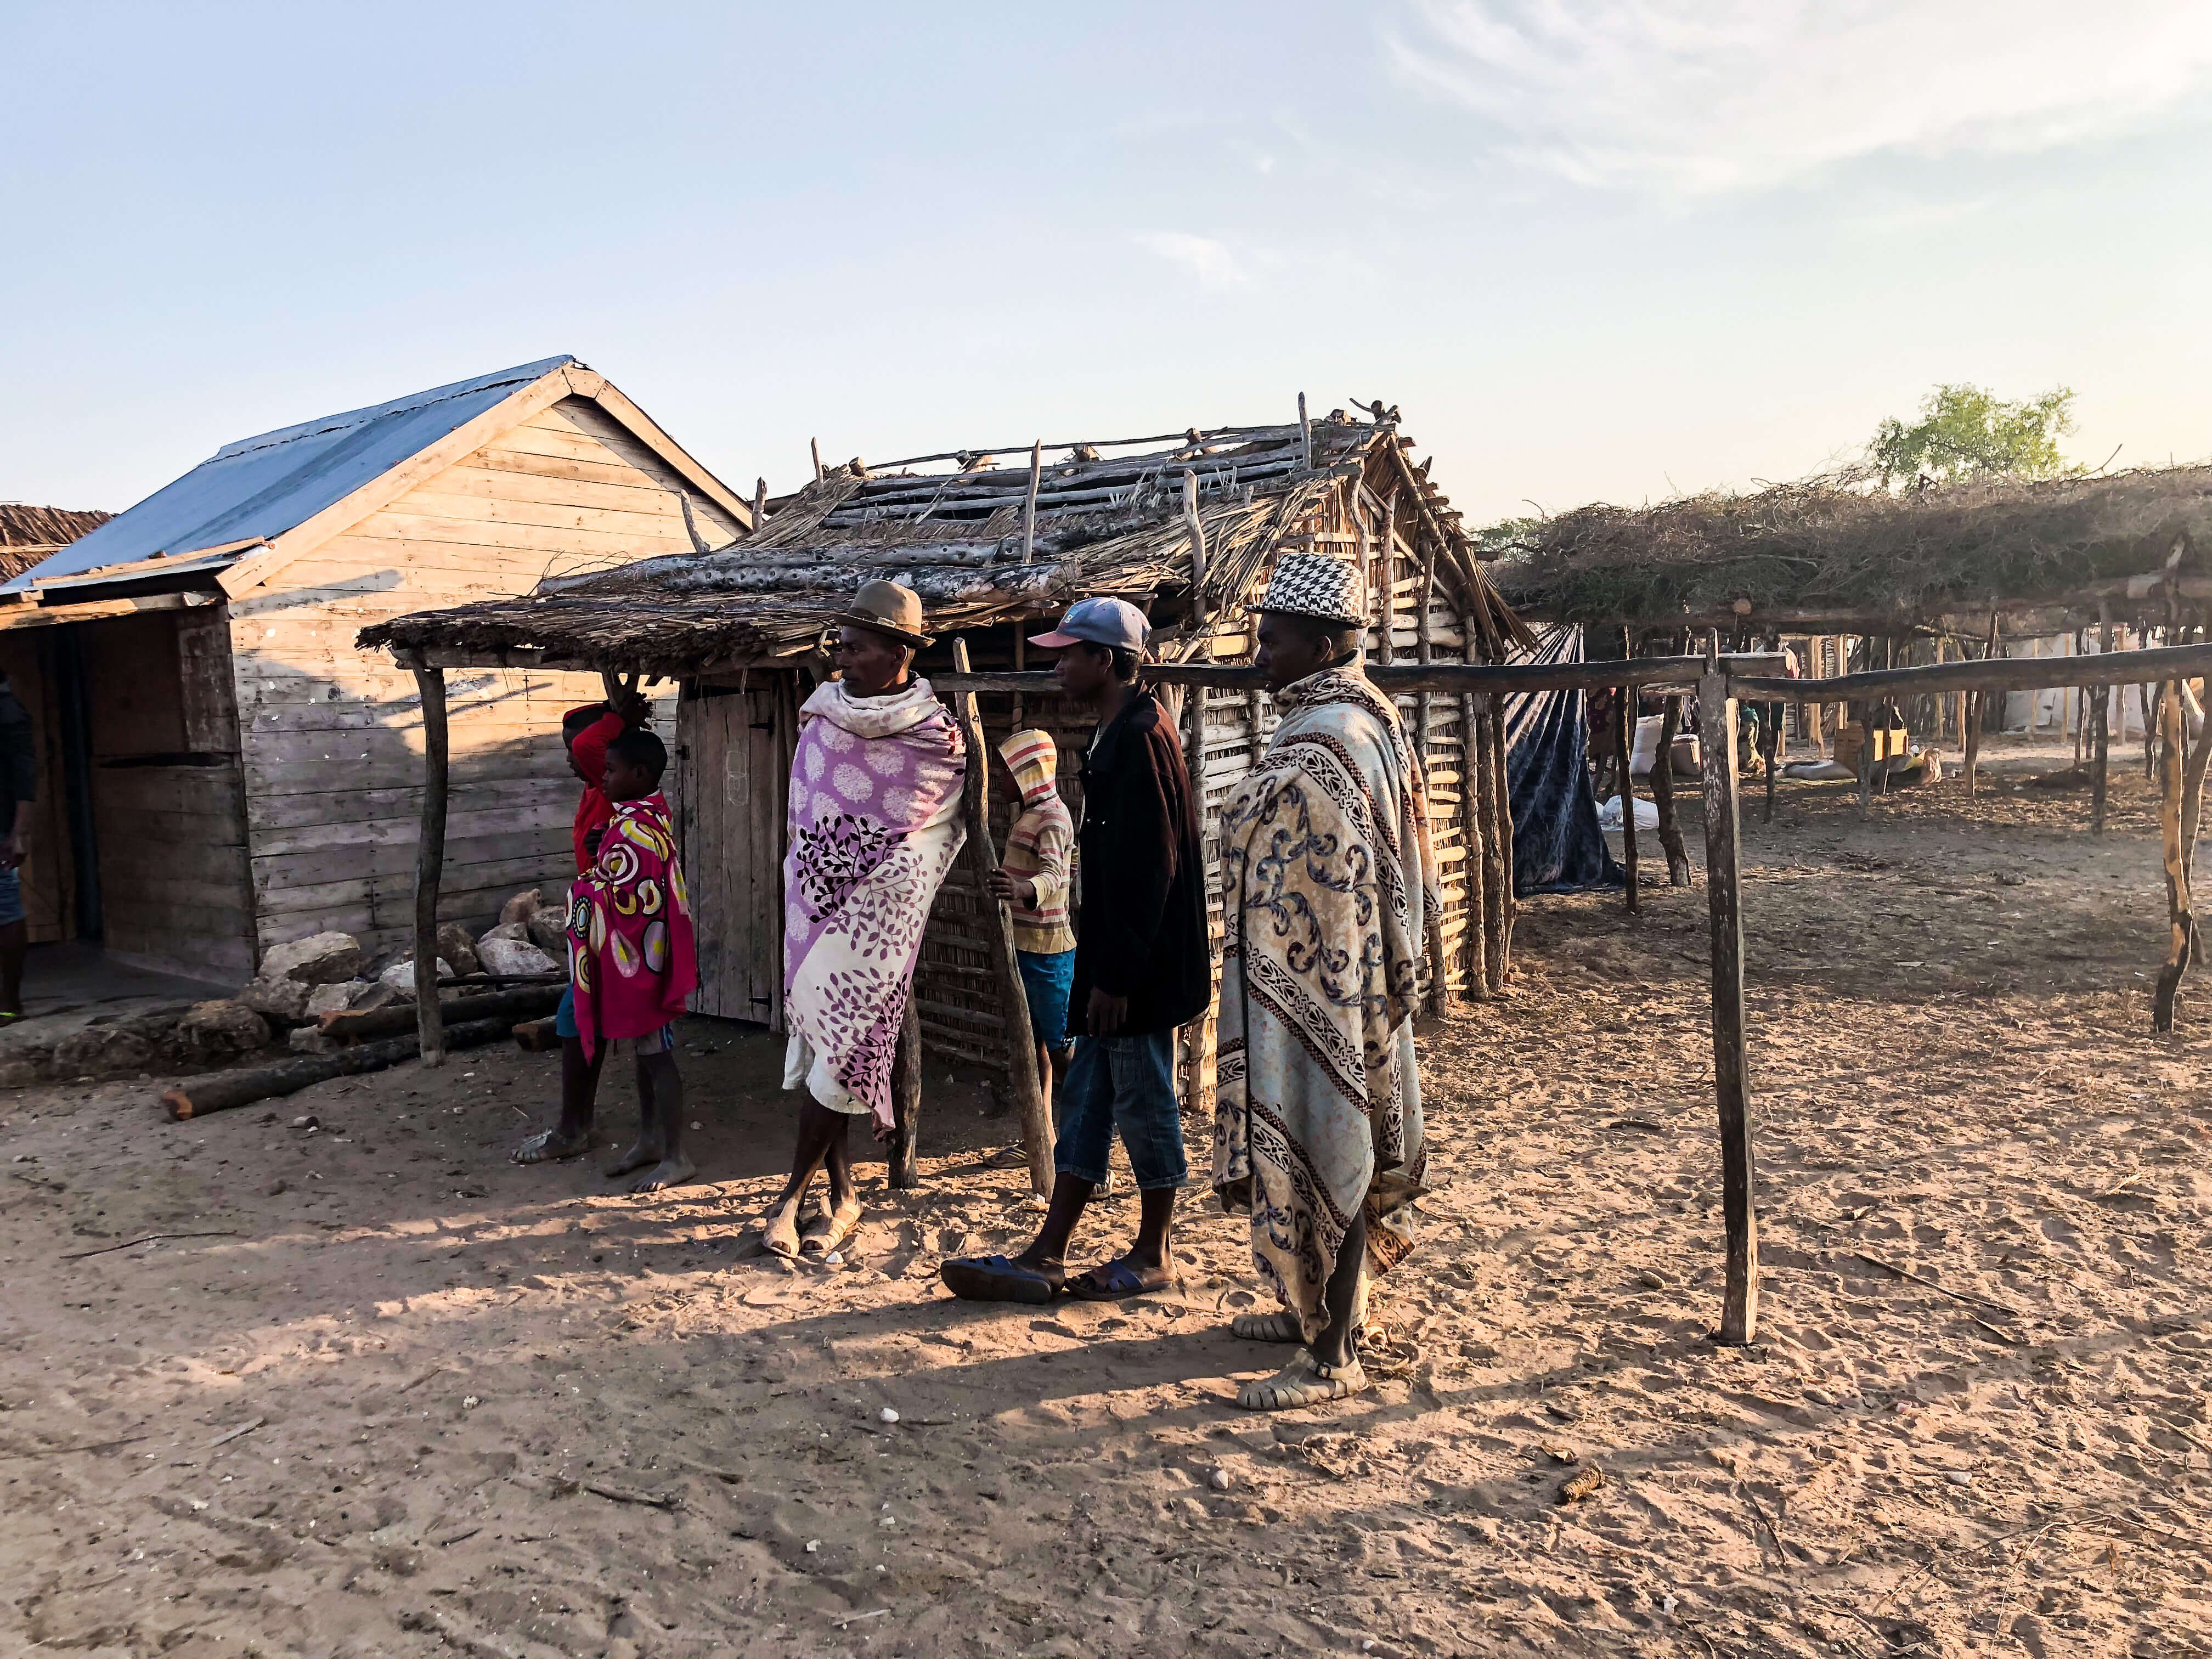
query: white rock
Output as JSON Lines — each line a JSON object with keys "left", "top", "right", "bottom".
{"left": 526, "top": 906, "right": 569, "bottom": 956}
{"left": 477, "top": 936, "right": 560, "bottom": 977}
{"left": 477, "top": 920, "right": 531, "bottom": 947}
{"left": 377, "top": 959, "right": 454, "bottom": 1001}
{"left": 289, "top": 1026, "right": 337, "bottom": 1056}
{"left": 878, "top": 1407, "right": 900, "bottom": 1424}
{"left": 1945, "top": 1469, "right": 1973, "bottom": 1487}
{"left": 1210, "top": 1468, "right": 1231, "bottom": 1491}
{"left": 259, "top": 931, "right": 363, "bottom": 986}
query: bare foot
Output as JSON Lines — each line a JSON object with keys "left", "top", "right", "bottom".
{"left": 629, "top": 1153, "right": 696, "bottom": 1194}
{"left": 604, "top": 1140, "right": 659, "bottom": 1179}
{"left": 513, "top": 1126, "right": 592, "bottom": 1165}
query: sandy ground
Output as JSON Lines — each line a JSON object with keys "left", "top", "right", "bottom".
{"left": 2, "top": 736, "right": 2207, "bottom": 1658}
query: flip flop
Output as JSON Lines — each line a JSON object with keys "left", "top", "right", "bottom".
{"left": 799, "top": 1197, "right": 864, "bottom": 1257}
{"left": 940, "top": 1254, "right": 1064, "bottom": 1304}
{"left": 981, "top": 1145, "right": 1029, "bottom": 1171}
{"left": 1066, "top": 1257, "right": 1176, "bottom": 1302}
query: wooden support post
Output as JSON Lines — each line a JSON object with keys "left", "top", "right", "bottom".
{"left": 2154, "top": 679, "right": 2193, "bottom": 1031}
{"left": 810, "top": 437, "right": 824, "bottom": 483}
{"left": 1297, "top": 391, "right": 1311, "bottom": 470}
{"left": 1374, "top": 494, "right": 1397, "bottom": 666}
{"left": 1698, "top": 667, "right": 1757, "bottom": 1345}
{"left": 889, "top": 985, "right": 923, "bottom": 1189}
{"left": 1473, "top": 693, "right": 1507, "bottom": 995}
{"left": 752, "top": 476, "right": 768, "bottom": 533}
{"left": 2092, "top": 606, "right": 2114, "bottom": 835}
{"left": 1615, "top": 639, "right": 1638, "bottom": 914}
{"left": 1854, "top": 697, "right": 1873, "bottom": 819}
{"left": 1650, "top": 693, "right": 1691, "bottom": 886}
{"left": 1457, "top": 680, "right": 1488, "bottom": 1000}
{"left": 1180, "top": 618, "right": 1218, "bottom": 1110}
{"left": 1182, "top": 469, "right": 1208, "bottom": 628}
{"left": 1418, "top": 542, "right": 1448, "bottom": 1007}
{"left": 946, "top": 637, "right": 1052, "bottom": 1194}
{"left": 1020, "top": 441, "right": 1042, "bottom": 566}
{"left": 1488, "top": 695, "right": 1515, "bottom": 981}
{"left": 412, "top": 667, "right": 449, "bottom": 1066}
{"left": 1760, "top": 632, "right": 1781, "bottom": 823}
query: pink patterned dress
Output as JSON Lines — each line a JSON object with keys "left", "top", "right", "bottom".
{"left": 567, "top": 793, "right": 698, "bottom": 1060}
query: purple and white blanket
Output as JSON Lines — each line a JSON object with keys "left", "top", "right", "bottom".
{"left": 781, "top": 677, "right": 967, "bottom": 1128}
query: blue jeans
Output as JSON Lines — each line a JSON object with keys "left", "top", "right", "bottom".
{"left": 555, "top": 986, "right": 672, "bottom": 1053}
{"left": 0, "top": 869, "right": 20, "bottom": 929}
{"left": 1053, "top": 1030, "right": 1187, "bottom": 1192}
{"left": 1015, "top": 949, "right": 1074, "bottom": 1051}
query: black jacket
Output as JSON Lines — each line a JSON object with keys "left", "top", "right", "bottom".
{"left": 1070, "top": 689, "right": 1211, "bottom": 1036}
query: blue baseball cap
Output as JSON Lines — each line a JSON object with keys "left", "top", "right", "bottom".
{"left": 1028, "top": 596, "right": 1150, "bottom": 654}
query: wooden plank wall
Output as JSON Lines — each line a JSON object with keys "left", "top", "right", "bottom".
{"left": 678, "top": 674, "right": 798, "bottom": 1027}
{"left": 226, "top": 397, "right": 729, "bottom": 964}
{"left": 81, "top": 608, "right": 256, "bottom": 980}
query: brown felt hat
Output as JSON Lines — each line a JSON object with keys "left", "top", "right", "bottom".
{"left": 832, "top": 578, "right": 931, "bottom": 647}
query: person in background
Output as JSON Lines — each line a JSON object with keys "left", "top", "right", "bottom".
{"left": 941, "top": 596, "right": 1210, "bottom": 1305}
{"left": 1213, "top": 554, "right": 1439, "bottom": 1410}
{"left": 768, "top": 580, "right": 968, "bottom": 1259}
{"left": 0, "top": 669, "right": 35, "bottom": 1020}
{"left": 985, "top": 727, "right": 1075, "bottom": 1167}
{"left": 512, "top": 687, "right": 647, "bottom": 1171}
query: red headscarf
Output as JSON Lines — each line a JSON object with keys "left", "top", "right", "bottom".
{"left": 566, "top": 704, "right": 629, "bottom": 874}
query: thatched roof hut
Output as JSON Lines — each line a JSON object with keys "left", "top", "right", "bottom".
{"left": 364, "top": 405, "right": 1532, "bottom": 1084}
{"left": 362, "top": 409, "right": 1528, "bottom": 670}
{"left": 1492, "top": 465, "right": 2212, "bottom": 635}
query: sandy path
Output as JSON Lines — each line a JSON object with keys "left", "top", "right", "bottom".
{"left": 1, "top": 738, "right": 2206, "bottom": 1657}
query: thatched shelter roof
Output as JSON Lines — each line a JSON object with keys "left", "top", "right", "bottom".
{"left": 0, "top": 503, "right": 109, "bottom": 581}
{"left": 1492, "top": 465, "right": 2212, "bottom": 633}
{"left": 359, "top": 409, "right": 1532, "bottom": 673}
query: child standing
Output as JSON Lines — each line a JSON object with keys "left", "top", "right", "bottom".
{"left": 986, "top": 728, "right": 1075, "bottom": 1152}
{"left": 515, "top": 725, "right": 698, "bottom": 1193}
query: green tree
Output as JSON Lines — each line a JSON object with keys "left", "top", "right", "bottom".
{"left": 1868, "top": 383, "right": 2080, "bottom": 487}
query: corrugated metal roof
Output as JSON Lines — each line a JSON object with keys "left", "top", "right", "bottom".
{"left": 3, "top": 357, "right": 575, "bottom": 594}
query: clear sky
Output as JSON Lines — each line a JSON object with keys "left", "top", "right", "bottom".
{"left": 7, "top": 2, "right": 2211, "bottom": 526}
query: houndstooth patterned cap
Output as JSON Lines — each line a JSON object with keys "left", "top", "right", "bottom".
{"left": 1256, "top": 551, "right": 1364, "bottom": 625}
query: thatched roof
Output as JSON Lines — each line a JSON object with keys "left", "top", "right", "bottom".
{"left": 360, "top": 410, "right": 1532, "bottom": 672}
{"left": 0, "top": 504, "right": 109, "bottom": 581}
{"left": 1492, "top": 465, "right": 2212, "bottom": 631}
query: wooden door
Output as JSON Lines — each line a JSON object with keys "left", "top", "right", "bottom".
{"left": 678, "top": 674, "right": 796, "bottom": 1028}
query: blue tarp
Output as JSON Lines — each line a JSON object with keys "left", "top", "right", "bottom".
{"left": 1503, "top": 626, "right": 1624, "bottom": 896}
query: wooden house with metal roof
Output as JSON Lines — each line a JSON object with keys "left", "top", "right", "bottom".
{"left": 2, "top": 357, "right": 748, "bottom": 980}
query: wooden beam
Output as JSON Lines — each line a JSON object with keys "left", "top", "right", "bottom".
{"left": 2154, "top": 680, "right": 2193, "bottom": 1032}
{"left": 1698, "top": 667, "right": 1757, "bottom": 1345}
{"left": 2092, "top": 606, "right": 2114, "bottom": 835}
{"left": 1020, "top": 441, "right": 1042, "bottom": 566}
{"left": 1614, "top": 662, "right": 1638, "bottom": 915}
{"left": 1730, "top": 639, "right": 2212, "bottom": 703}
{"left": 945, "top": 636, "right": 1052, "bottom": 1195}
{"left": 0, "top": 592, "right": 208, "bottom": 633}
{"left": 1649, "top": 691, "right": 1691, "bottom": 887}
{"left": 889, "top": 985, "right": 922, "bottom": 1189}
{"left": 931, "top": 654, "right": 1791, "bottom": 698}
{"left": 412, "top": 667, "right": 450, "bottom": 1066}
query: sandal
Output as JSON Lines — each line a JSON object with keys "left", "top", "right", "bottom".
{"left": 1237, "top": 1349, "right": 1367, "bottom": 1411}
{"left": 511, "top": 1126, "right": 591, "bottom": 1165}
{"left": 1066, "top": 1256, "right": 1176, "bottom": 1302}
{"left": 760, "top": 1196, "right": 803, "bottom": 1260}
{"left": 1230, "top": 1311, "right": 1306, "bottom": 1343}
{"left": 940, "top": 1254, "right": 1064, "bottom": 1304}
{"left": 799, "top": 1196, "right": 864, "bottom": 1257}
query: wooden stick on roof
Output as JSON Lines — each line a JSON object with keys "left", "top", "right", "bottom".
{"left": 1297, "top": 392, "right": 1311, "bottom": 470}
{"left": 752, "top": 477, "right": 768, "bottom": 533}
{"left": 1020, "top": 442, "right": 1041, "bottom": 566}
{"left": 1183, "top": 469, "right": 1208, "bottom": 629}
{"left": 810, "top": 438, "right": 823, "bottom": 483}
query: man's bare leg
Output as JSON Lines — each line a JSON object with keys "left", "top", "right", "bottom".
{"left": 624, "top": 1052, "right": 693, "bottom": 1193}
{"left": 1067, "top": 1185, "right": 1177, "bottom": 1296}
{"left": 1238, "top": 1209, "right": 1369, "bottom": 1409}
{"left": 762, "top": 1101, "right": 856, "bottom": 1252}
{"left": 514, "top": 1035, "right": 603, "bottom": 1164}
{"left": 1311, "top": 1208, "right": 1366, "bottom": 1368}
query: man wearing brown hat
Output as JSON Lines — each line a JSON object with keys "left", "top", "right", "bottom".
{"left": 1212, "top": 553, "right": 1440, "bottom": 1409}
{"left": 763, "top": 579, "right": 969, "bottom": 1258}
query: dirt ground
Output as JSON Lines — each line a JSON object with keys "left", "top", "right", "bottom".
{"left": 3, "top": 736, "right": 2207, "bottom": 1658}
